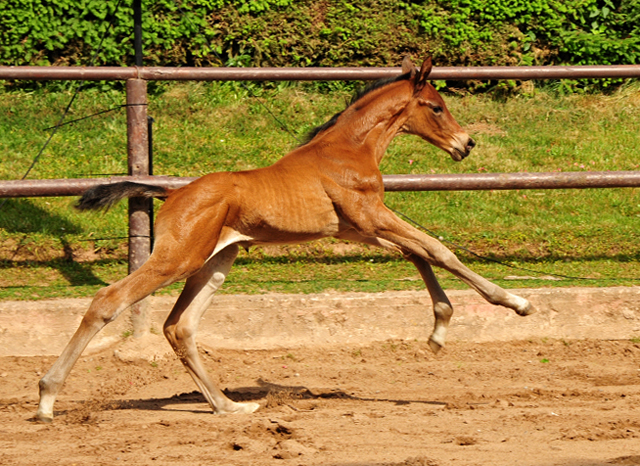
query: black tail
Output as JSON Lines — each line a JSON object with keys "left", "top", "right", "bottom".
{"left": 75, "top": 182, "right": 169, "bottom": 212}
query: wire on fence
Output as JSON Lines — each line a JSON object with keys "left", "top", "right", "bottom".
{"left": 0, "top": 0, "right": 126, "bottom": 214}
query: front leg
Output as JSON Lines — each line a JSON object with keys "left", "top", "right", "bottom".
{"left": 335, "top": 230, "right": 452, "bottom": 352}
{"left": 391, "top": 224, "right": 535, "bottom": 316}
{"left": 405, "top": 254, "right": 453, "bottom": 353}
{"left": 334, "top": 195, "right": 535, "bottom": 318}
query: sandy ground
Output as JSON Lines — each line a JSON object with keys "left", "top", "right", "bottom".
{"left": 1, "top": 337, "right": 640, "bottom": 466}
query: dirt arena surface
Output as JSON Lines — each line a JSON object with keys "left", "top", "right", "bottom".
{"left": 1, "top": 337, "right": 639, "bottom": 466}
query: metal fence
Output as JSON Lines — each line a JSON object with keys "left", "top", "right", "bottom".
{"left": 2, "top": 64, "right": 640, "bottom": 268}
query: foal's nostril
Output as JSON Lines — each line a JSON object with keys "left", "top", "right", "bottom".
{"left": 467, "top": 138, "right": 476, "bottom": 150}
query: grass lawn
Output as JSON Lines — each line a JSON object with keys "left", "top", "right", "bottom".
{"left": 1, "top": 80, "right": 639, "bottom": 300}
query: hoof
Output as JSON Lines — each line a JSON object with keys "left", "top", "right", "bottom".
{"left": 217, "top": 401, "right": 260, "bottom": 415}
{"left": 428, "top": 338, "right": 443, "bottom": 354}
{"left": 238, "top": 402, "right": 261, "bottom": 414}
{"left": 36, "top": 411, "right": 53, "bottom": 423}
{"left": 516, "top": 302, "right": 536, "bottom": 317}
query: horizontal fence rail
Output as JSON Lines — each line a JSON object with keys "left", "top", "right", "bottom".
{"left": 382, "top": 171, "right": 640, "bottom": 191}
{"left": 2, "top": 65, "right": 640, "bottom": 82}
{"left": 2, "top": 171, "right": 640, "bottom": 198}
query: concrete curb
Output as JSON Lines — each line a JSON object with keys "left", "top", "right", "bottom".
{"left": 1, "top": 287, "right": 639, "bottom": 356}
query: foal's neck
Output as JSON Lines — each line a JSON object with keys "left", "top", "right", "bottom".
{"left": 336, "top": 81, "right": 412, "bottom": 165}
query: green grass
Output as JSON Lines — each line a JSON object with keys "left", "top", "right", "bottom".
{"left": 1, "top": 81, "right": 639, "bottom": 300}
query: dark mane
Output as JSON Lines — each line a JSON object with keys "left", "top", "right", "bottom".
{"left": 300, "top": 72, "right": 412, "bottom": 146}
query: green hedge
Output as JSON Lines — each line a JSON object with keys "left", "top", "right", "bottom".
{"left": 1, "top": 0, "right": 639, "bottom": 69}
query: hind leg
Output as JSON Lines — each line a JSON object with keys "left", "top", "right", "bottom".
{"left": 36, "top": 254, "right": 195, "bottom": 422}
{"left": 163, "top": 245, "right": 260, "bottom": 414}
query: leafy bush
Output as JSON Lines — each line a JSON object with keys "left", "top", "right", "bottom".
{"left": 0, "top": 0, "right": 638, "bottom": 90}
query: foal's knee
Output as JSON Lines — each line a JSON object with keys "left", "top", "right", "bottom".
{"left": 433, "top": 301, "right": 453, "bottom": 322}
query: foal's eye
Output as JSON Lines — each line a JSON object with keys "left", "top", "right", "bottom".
{"left": 432, "top": 105, "right": 443, "bottom": 115}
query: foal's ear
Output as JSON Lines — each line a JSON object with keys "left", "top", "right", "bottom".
{"left": 401, "top": 56, "right": 417, "bottom": 77}
{"left": 415, "top": 57, "right": 433, "bottom": 91}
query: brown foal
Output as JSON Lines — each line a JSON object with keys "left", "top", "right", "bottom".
{"left": 36, "top": 57, "right": 535, "bottom": 422}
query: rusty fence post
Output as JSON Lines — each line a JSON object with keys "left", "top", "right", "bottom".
{"left": 126, "top": 77, "right": 152, "bottom": 337}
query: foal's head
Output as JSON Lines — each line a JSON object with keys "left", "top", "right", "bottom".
{"left": 400, "top": 57, "right": 475, "bottom": 161}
